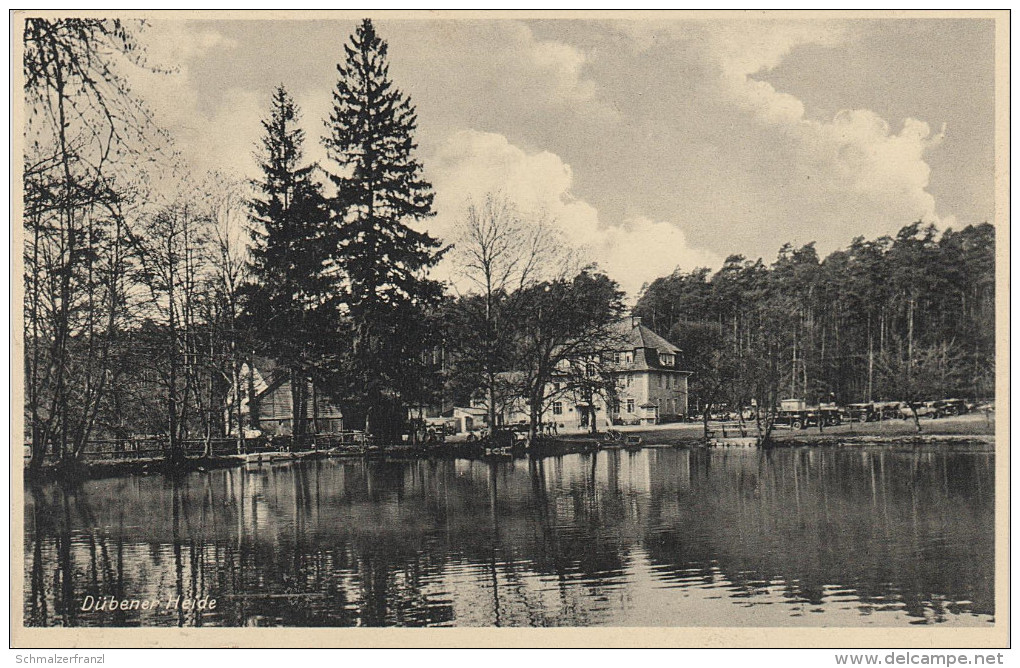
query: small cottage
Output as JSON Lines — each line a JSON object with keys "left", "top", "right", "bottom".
{"left": 226, "top": 361, "right": 343, "bottom": 436}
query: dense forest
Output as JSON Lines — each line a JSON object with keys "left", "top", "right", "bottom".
{"left": 21, "top": 18, "right": 997, "bottom": 469}
{"left": 634, "top": 222, "right": 996, "bottom": 420}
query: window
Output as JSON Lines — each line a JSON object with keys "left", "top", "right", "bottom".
{"left": 586, "top": 361, "right": 596, "bottom": 377}
{"left": 626, "top": 373, "right": 633, "bottom": 387}
{"left": 613, "top": 352, "right": 621, "bottom": 365}
{"left": 659, "top": 353, "right": 675, "bottom": 367}
{"left": 626, "top": 398, "right": 635, "bottom": 413}
{"left": 553, "top": 402, "right": 563, "bottom": 415}
{"left": 658, "top": 373, "right": 664, "bottom": 388}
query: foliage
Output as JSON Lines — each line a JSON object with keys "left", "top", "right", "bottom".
{"left": 510, "top": 270, "right": 626, "bottom": 439}
{"left": 635, "top": 222, "right": 996, "bottom": 421}
{"left": 244, "top": 86, "right": 337, "bottom": 436}
{"left": 447, "top": 192, "right": 561, "bottom": 431}
{"left": 22, "top": 18, "right": 166, "bottom": 467}
{"left": 322, "top": 19, "right": 447, "bottom": 441}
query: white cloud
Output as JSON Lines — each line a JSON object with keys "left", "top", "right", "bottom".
{"left": 141, "top": 21, "right": 238, "bottom": 66}
{"left": 129, "top": 22, "right": 260, "bottom": 180}
{"left": 426, "top": 129, "right": 720, "bottom": 299}
{"left": 387, "top": 20, "right": 614, "bottom": 124}
{"left": 613, "top": 19, "right": 948, "bottom": 243}
{"left": 522, "top": 26, "right": 598, "bottom": 105}
{"left": 701, "top": 20, "right": 944, "bottom": 225}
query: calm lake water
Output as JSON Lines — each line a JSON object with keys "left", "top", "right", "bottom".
{"left": 25, "top": 445, "right": 994, "bottom": 627}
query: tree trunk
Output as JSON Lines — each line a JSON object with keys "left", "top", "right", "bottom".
{"left": 908, "top": 296, "right": 915, "bottom": 368}
{"left": 867, "top": 331, "right": 874, "bottom": 403}
{"left": 364, "top": 404, "right": 373, "bottom": 444}
{"left": 528, "top": 390, "right": 541, "bottom": 445}
{"left": 167, "top": 232, "right": 180, "bottom": 466}
{"left": 487, "top": 370, "right": 498, "bottom": 437}
{"left": 909, "top": 403, "right": 923, "bottom": 434}
{"left": 247, "top": 351, "right": 258, "bottom": 430}
{"left": 289, "top": 367, "right": 304, "bottom": 447}
{"left": 233, "top": 356, "right": 244, "bottom": 454}
{"left": 311, "top": 381, "right": 319, "bottom": 449}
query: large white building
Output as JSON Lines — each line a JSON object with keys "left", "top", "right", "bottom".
{"left": 477, "top": 316, "right": 691, "bottom": 432}
{"left": 606, "top": 316, "right": 691, "bottom": 426}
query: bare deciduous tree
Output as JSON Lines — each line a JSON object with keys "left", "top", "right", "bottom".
{"left": 23, "top": 18, "right": 167, "bottom": 470}
{"left": 451, "top": 192, "right": 567, "bottom": 433}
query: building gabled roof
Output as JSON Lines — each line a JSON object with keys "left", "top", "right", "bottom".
{"left": 610, "top": 317, "right": 687, "bottom": 372}
{"left": 627, "top": 323, "right": 681, "bottom": 355}
{"left": 226, "top": 362, "right": 343, "bottom": 417}
{"left": 611, "top": 318, "right": 681, "bottom": 354}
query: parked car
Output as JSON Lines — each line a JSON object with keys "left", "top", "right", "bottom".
{"left": 934, "top": 398, "right": 968, "bottom": 416}
{"left": 846, "top": 403, "right": 877, "bottom": 422}
{"left": 873, "top": 401, "right": 902, "bottom": 420}
{"left": 775, "top": 406, "right": 841, "bottom": 429}
{"left": 899, "top": 401, "right": 939, "bottom": 419}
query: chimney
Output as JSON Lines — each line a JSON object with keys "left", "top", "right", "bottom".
{"left": 631, "top": 315, "right": 642, "bottom": 328}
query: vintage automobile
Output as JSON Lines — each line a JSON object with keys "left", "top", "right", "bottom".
{"left": 899, "top": 401, "right": 939, "bottom": 419}
{"left": 846, "top": 403, "right": 878, "bottom": 422}
{"left": 775, "top": 405, "right": 842, "bottom": 429}
{"left": 934, "top": 398, "right": 969, "bottom": 416}
{"left": 874, "top": 401, "right": 903, "bottom": 420}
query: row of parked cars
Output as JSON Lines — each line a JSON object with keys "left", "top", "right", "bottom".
{"left": 847, "top": 398, "right": 976, "bottom": 422}
{"left": 773, "top": 398, "right": 981, "bottom": 430}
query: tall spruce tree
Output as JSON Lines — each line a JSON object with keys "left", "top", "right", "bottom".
{"left": 324, "top": 19, "right": 445, "bottom": 442}
{"left": 247, "top": 85, "right": 336, "bottom": 439}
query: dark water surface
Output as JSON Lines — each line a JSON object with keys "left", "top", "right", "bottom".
{"left": 25, "top": 446, "right": 994, "bottom": 627}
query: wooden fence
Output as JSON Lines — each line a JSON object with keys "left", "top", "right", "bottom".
{"left": 24, "top": 432, "right": 373, "bottom": 465}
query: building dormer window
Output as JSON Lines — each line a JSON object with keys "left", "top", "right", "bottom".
{"left": 659, "top": 353, "right": 675, "bottom": 367}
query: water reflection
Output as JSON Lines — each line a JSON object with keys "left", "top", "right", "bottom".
{"left": 25, "top": 446, "right": 994, "bottom": 627}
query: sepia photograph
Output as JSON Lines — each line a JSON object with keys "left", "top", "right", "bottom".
{"left": 11, "top": 10, "right": 1008, "bottom": 648}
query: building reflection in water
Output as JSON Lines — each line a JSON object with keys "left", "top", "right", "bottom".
{"left": 25, "top": 446, "right": 994, "bottom": 627}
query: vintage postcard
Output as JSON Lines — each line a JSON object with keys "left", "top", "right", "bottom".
{"left": 10, "top": 9, "right": 1009, "bottom": 648}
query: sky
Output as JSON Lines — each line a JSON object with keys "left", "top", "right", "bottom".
{"left": 129, "top": 16, "right": 996, "bottom": 298}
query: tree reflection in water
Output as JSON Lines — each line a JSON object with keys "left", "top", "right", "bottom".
{"left": 25, "top": 446, "right": 994, "bottom": 627}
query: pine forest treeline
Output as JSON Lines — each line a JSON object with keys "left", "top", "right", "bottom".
{"left": 634, "top": 222, "right": 995, "bottom": 422}
{"left": 21, "top": 17, "right": 997, "bottom": 471}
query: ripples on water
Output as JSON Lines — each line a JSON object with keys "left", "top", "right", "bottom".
{"left": 24, "top": 446, "right": 994, "bottom": 627}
